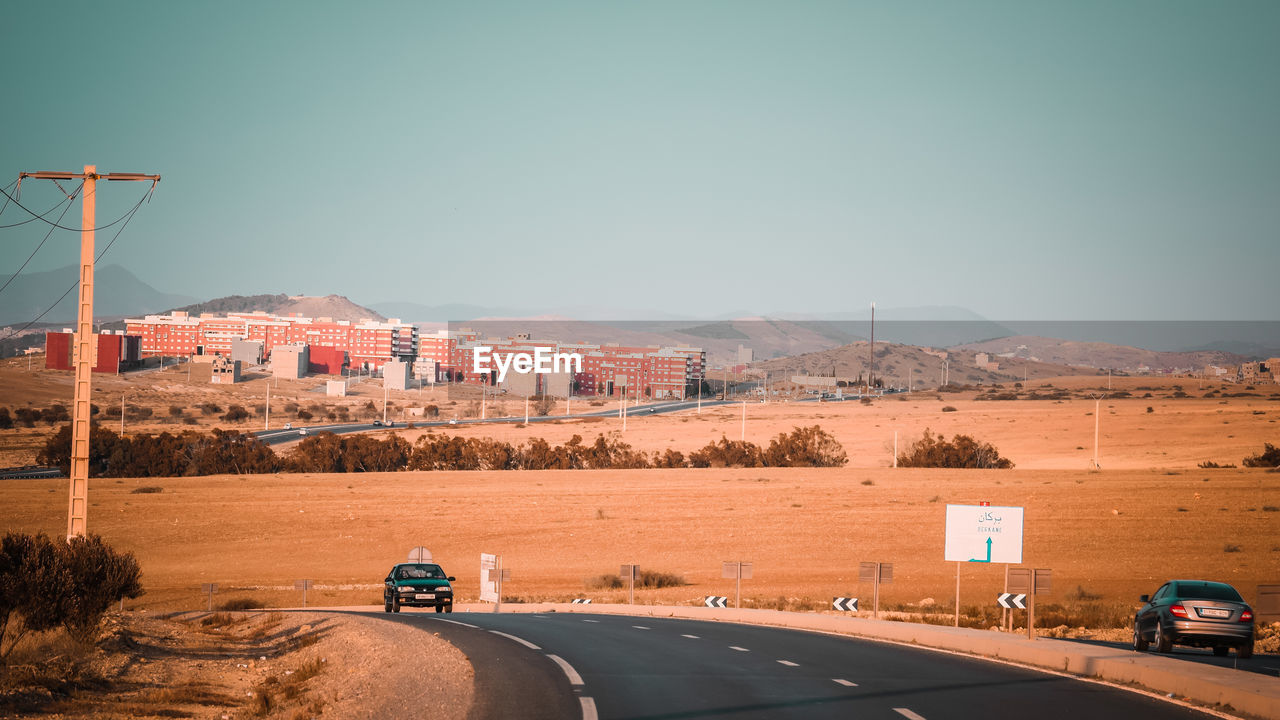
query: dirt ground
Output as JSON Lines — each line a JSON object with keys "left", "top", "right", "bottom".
{"left": 1, "top": 466, "right": 1276, "bottom": 625}
{"left": 0, "top": 609, "right": 472, "bottom": 719}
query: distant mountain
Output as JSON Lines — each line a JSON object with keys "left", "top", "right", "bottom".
{"left": 754, "top": 340, "right": 1097, "bottom": 388}
{"left": 950, "top": 335, "right": 1250, "bottom": 372}
{"left": 170, "top": 294, "right": 384, "bottom": 323}
{"left": 367, "top": 301, "right": 519, "bottom": 323}
{"left": 0, "top": 264, "right": 197, "bottom": 327}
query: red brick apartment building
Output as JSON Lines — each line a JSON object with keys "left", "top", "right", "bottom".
{"left": 124, "top": 311, "right": 417, "bottom": 371}
{"left": 416, "top": 330, "right": 705, "bottom": 399}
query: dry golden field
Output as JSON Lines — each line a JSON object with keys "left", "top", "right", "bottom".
{"left": 1, "top": 466, "right": 1276, "bottom": 622}
{"left": 2, "top": 360, "right": 1278, "bottom": 625}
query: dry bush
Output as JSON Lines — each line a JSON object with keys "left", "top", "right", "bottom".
{"left": 1242, "top": 443, "right": 1280, "bottom": 468}
{"left": 218, "top": 597, "right": 261, "bottom": 611}
{"left": 896, "top": 429, "right": 1013, "bottom": 469}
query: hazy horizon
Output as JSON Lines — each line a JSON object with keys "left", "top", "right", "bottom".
{"left": 3, "top": 2, "right": 1278, "bottom": 321}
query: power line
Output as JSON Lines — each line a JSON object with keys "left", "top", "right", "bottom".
{"left": 0, "top": 182, "right": 84, "bottom": 298}
{"left": 0, "top": 188, "right": 78, "bottom": 229}
{"left": 0, "top": 183, "right": 141, "bottom": 233}
{"left": 0, "top": 191, "right": 148, "bottom": 341}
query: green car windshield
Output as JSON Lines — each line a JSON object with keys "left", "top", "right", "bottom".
{"left": 396, "top": 564, "right": 446, "bottom": 580}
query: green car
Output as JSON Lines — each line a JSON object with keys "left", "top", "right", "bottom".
{"left": 383, "top": 562, "right": 456, "bottom": 613}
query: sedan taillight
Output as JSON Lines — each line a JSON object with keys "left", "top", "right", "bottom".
{"left": 1241, "top": 609, "right": 1253, "bottom": 622}
{"left": 1169, "top": 604, "right": 1188, "bottom": 618}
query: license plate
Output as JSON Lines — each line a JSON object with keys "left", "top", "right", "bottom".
{"left": 415, "top": 593, "right": 435, "bottom": 600}
{"left": 1199, "top": 608, "right": 1230, "bottom": 618}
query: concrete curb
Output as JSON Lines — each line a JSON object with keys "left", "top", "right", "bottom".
{"left": 448, "top": 602, "right": 1279, "bottom": 719}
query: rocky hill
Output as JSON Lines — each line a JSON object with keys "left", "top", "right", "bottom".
{"left": 167, "top": 294, "right": 385, "bottom": 322}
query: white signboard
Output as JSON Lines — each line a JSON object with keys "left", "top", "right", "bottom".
{"left": 944, "top": 505, "right": 1024, "bottom": 564}
{"left": 480, "top": 553, "right": 499, "bottom": 603}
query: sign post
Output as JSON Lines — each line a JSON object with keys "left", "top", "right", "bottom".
{"left": 859, "top": 561, "right": 893, "bottom": 619}
{"left": 294, "top": 579, "right": 314, "bottom": 607}
{"left": 620, "top": 564, "right": 639, "bottom": 605}
{"left": 945, "top": 504, "right": 1024, "bottom": 627}
{"left": 1007, "top": 567, "right": 1052, "bottom": 639}
{"left": 481, "top": 553, "right": 506, "bottom": 612}
{"left": 722, "top": 561, "right": 752, "bottom": 608}
{"left": 201, "top": 583, "right": 218, "bottom": 612}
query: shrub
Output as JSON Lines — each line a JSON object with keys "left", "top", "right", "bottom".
{"left": 941, "top": 406, "right": 958, "bottom": 412}
{"left": 1198, "top": 460, "right": 1236, "bottom": 469}
{"left": 1242, "top": 443, "right": 1280, "bottom": 468}
{"left": 423, "top": 404, "right": 439, "bottom": 418}
{"left": 688, "top": 436, "right": 763, "bottom": 468}
{"left": 0, "top": 533, "right": 143, "bottom": 653}
{"left": 0, "top": 407, "right": 11, "bottom": 430}
{"left": 131, "top": 486, "right": 163, "bottom": 494}
{"left": 219, "top": 597, "right": 261, "bottom": 611}
{"left": 14, "top": 407, "right": 39, "bottom": 427}
{"left": 762, "top": 425, "right": 847, "bottom": 467}
{"left": 199, "top": 403, "right": 222, "bottom": 416}
{"left": 40, "top": 404, "right": 70, "bottom": 425}
{"left": 896, "top": 429, "right": 1014, "bottom": 469}
{"left": 221, "top": 405, "right": 250, "bottom": 422}
{"left": 169, "top": 405, "right": 185, "bottom": 418}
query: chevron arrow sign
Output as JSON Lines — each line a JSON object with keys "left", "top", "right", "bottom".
{"left": 571, "top": 598, "right": 592, "bottom": 604}
{"left": 704, "top": 596, "right": 728, "bottom": 608}
{"left": 997, "top": 593, "right": 1027, "bottom": 610}
{"left": 832, "top": 597, "right": 859, "bottom": 612}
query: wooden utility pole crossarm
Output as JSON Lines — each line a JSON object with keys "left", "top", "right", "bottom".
{"left": 18, "top": 166, "right": 161, "bottom": 541}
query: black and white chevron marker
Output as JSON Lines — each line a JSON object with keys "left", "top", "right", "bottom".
{"left": 571, "top": 598, "right": 592, "bottom": 604}
{"left": 704, "top": 596, "right": 728, "bottom": 608}
{"left": 997, "top": 593, "right": 1027, "bottom": 610}
{"left": 832, "top": 597, "right": 859, "bottom": 612}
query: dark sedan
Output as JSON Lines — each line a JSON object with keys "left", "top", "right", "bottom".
{"left": 1133, "top": 580, "right": 1254, "bottom": 658}
{"left": 383, "top": 562, "right": 456, "bottom": 613}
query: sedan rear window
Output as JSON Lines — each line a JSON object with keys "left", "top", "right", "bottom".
{"left": 1174, "top": 582, "right": 1243, "bottom": 601}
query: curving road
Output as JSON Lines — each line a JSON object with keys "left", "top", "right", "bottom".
{"left": 253, "top": 397, "right": 736, "bottom": 446}
{"left": 368, "top": 610, "right": 1216, "bottom": 720}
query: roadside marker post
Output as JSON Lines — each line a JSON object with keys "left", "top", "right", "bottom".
{"left": 295, "top": 579, "right": 314, "bottom": 608}
{"left": 832, "top": 597, "right": 859, "bottom": 612}
{"left": 860, "top": 562, "right": 892, "bottom": 618}
{"left": 201, "top": 583, "right": 218, "bottom": 612}
{"left": 620, "top": 564, "right": 639, "bottom": 605}
{"left": 722, "top": 561, "right": 752, "bottom": 609}
{"left": 1007, "top": 568, "right": 1052, "bottom": 639}
{"left": 481, "top": 553, "right": 510, "bottom": 612}
{"left": 704, "top": 596, "right": 728, "bottom": 608}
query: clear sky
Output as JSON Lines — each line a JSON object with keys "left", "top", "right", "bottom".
{"left": 2, "top": 1, "right": 1277, "bottom": 320}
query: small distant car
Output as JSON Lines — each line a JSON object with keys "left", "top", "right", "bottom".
{"left": 384, "top": 562, "right": 456, "bottom": 613}
{"left": 372, "top": 420, "right": 383, "bottom": 426}
{"left": 298, "top": 428, "right": 308, "bottom": 436}
{"left": 283, "top": 422, "right": 293, "bottom": 430}
{"left": 448, "top": 418, "right": 458, "bottom": 425}
{"left": 1133, "top": 580, "right": 1254, "bottom": 658}
{"left": 647, "top": 408, "right": 656, "bottom": 414}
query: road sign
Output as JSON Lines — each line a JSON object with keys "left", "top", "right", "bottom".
{"left": 408, "top": 546, "right": 433, "bottom": 563}
{"left": 997, "top": 593, "right": 1027, "bottom": 610}
{"left": 294, "top": 579, "right": 314, "bottom": 590}
{"left": 571, "top": 598, "right": 592, "bottom": 604}
{"left": 832, "top": 597, "right": 859, "bottom": 612}
{"left": 944, "top": 504, "right": 1024, "bottom": 564}
{"left": 704, "top": 596, "right": 728, "bottom": 608}
{"left": 201, "top": 583, "right": 218, "bottom": 612}
{"left": 859, "top": 562, "right": 891, "bottom": 618}
{"left": 722, "top": 562, "right": 753, "bottom": 579}
{"left": 621, "top": 564, "right": 639, "bottom": 605}
{"left": 480, "top": 553, "right": 499, "bottom": 603}
{"left": 1008, "top": 568, "right": 1052, "bottom": 595}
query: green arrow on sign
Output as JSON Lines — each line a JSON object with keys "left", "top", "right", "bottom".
{"left": 969, "top": 537, "right": 992, "bottom": 563}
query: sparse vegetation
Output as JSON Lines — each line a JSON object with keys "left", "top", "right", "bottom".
{"left": 896, "top": 429, "right": 1013, "bottom": 469}
{"left": 1242, "top": 443, "right": 1280, "bottom": 468}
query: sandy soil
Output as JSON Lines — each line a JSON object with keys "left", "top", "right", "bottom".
{"left": 0, "top": 610, "right": 472, "bottom": 719}
{"left": 1, "top": 467, "right": 1275, "bottom": 620}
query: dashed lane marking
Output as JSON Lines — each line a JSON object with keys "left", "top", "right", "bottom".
{"left": 488, "top": 630, "right": 540, "bottom": 650}
{"left": 894, "top": 709, "right": 926, "bottom": 720}
{"left": 729, "top": 646, "right": 750, "bottom": 652}
{"left": 583, "top": 619, "right": 599, "bottom": 623}
{"left": 682, "top": 634, "right": 700, "bottom": 639}
{"left": 547, "top": 654, "right": 585, "bottom": 686}
{"left": 433, "top": 618, "right": 479, "bottom": 629}
{"left": 632, "top": 625, "right": 651, "bottom": 630}
{"left": 832, "top": 679, "right": 858, "bottom": 687}
{"left": 777, "top": 660, "right": 799, "bottom": 667}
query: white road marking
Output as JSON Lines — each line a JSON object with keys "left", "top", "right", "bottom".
{"left": 632, "top": 625, "right": 651, "bottom": 630}
{"left": 894, "top": 709, "right": 927, "bottom": 720}
{"left": 583, "top": 619, "right": 599, "bottom": 623}
{"left": 488, "top": 630, "right": 540, "bottom": 650}
{"left": 729, "top": 646, "right": 750, "bottom": 652}
{"left": 777, "top": 660, "right": 799, "bottom": 667}
{"left": 434, "top": 618, "right": 479, "bottom": 629}
{"left": 832, "top": 678, "right": 858, "bottom": 687}
{"left": 682, "top": 634, "right": 700, "bottom": 639}
{"left": 547, "top": 654, "right": 585, "bottom": 686}
{"left": 580, "top": 697, "right": 598, "bottom": 720}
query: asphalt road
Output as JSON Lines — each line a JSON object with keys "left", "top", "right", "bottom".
{"left": 253, "top": 397, "right": 736, "bottom": 446}
{"left": 363, "top": 610, "right": 1216, "bottom": 720}
{"left": 1063, "top": 637, "right": 1279, "bottom": 677}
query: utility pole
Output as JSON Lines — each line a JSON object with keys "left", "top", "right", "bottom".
{"left": 265, "top": 384, "right": 270, "bottom": 431}
{"left": 1090, "top": 392, "right": 1105, "bottom": 469}
{"left": 19, "top": 166, "right": 160, "bottom": 541}
{"left": 869, "top": 302, "right": 875, "bottom": 395}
